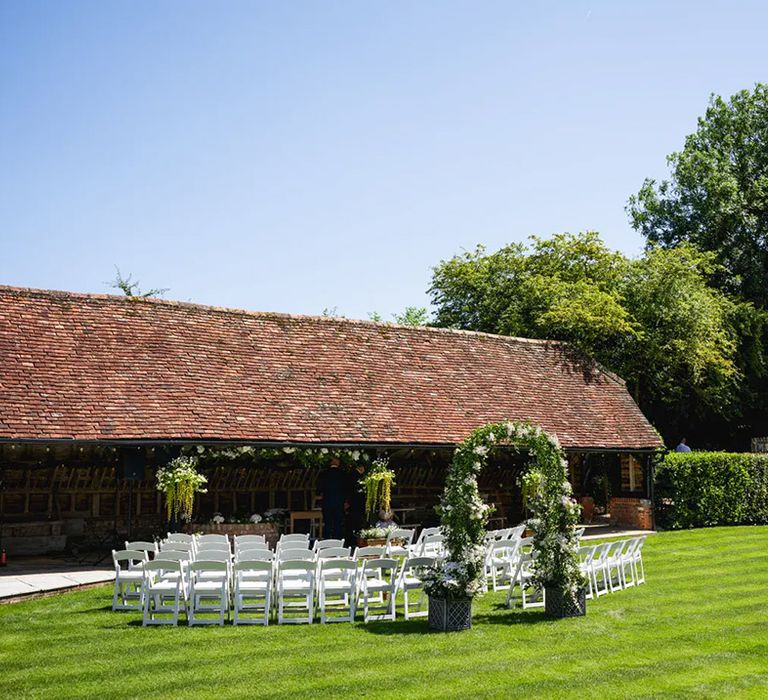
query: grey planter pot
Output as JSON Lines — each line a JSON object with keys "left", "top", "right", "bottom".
{"left": 544, "top": 586, "right": 587, "bottom": 618}
{"left": 428, "top": 596, "right": 472, "bottom": 631}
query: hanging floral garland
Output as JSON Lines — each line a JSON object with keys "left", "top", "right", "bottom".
{"left": 156, "top": 456, "right": 208, "bottom": 522}
{"left": 359, "top": 457, "right": 396, "bottom": 518}
{"left": 423, "top": 420, "right": 584, "bottom": 602}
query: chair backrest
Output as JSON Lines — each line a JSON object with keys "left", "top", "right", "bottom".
{"left": 354, "top": 546, "right": 386, "bottom": 560}
{"left": 279, "top": 543, "right": 311, "bottom": 554}
{"left": 155, "top": 550, "right": 190, "bottom": 563}
{"left": 319, "top": 559, "right": 357, "bottom": 578}
{"left": 278, "top": 549, "right": 316, "bottom": 562}
{"left": 193, "top": 549, "right": 230, "bottom": 563}
{"left": 360, "top": 558, "right": 398, "bottom": 577}
{"left": 401, "top": 556, "right": 436, "bottom": 575}
{"left": 314, "top": 538, "right": 345, "bottom": 552}
{"left": 280, "top": 533, "right": 309, "bottom": 544}
{"left": 235, "top": 560, "right": 273, "bottom": 576}
{"left": 508, "top": 524, "right": 526, "bottom": 540}
{"left": 235, "top": 534, "right": 266, "bottom": 545}
{"left": 144, "top": 559, "right": 182, "bottom": 580}
{"left": 518, "top": 536, "right": 534, "bottom": 551}
{"left": 112, "top": 549, "right": 147, "bottom": 569}
{"left": 416, "top": 526, "right": 441, "bottom": 544}
{"left": 634, "top": 536, "right": 647, "bottom": 554}
{"left": 197, "top": 541, "right": 231, "bottom": 553}
{"left": 199, "top": 534, "right": 229, "bottom": 543}
{"left": 593, "top": 542, "right": 612, "bottom": 563}
{"left": 190, "top": 560, "right": 228, "bottom": 577}
{"left": 419, "top": 533, "right": 444, "bottom": 556}
{"left": 166, "top": 532, "right": 194, "bottom": 543}
{"left": 236, "top": 541, "right": 269, "bottom": 554}
{"left": 317, "top": 547, "right": 352, "bottom": 559}
{"left": 386, "top": 528, "right": 415, "bottom": 546}
{"left": 577, "top": 545, "right": 596, "bottom": 563}
{"left": 125, "top": 541, "right": 158, "bottom": 555}
{"left": 574, "top": 527, "right": 586, "bottom": 540}
{"left": 161, "top": 541, "right": 193, "bottom": 553}
{"left": 236, "top": 548, "right": 274, "bottom": 563}
{"left": 277, "top": 560, "right": 315, "bottom": 581}
{"left": 487, "top": 539, "right": 519, "bottom": 560}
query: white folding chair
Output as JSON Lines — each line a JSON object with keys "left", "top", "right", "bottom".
{"left": 199, "top": 534, "right": 229, "bottom": 544}
{"left": 142, "top": 560, "right": 187, "bottom": 626}
{"left": 605, "top": 540, "right": 627, "bottom": 592}
{"left": 236, "top": 548, "right": 275, "bottom": 564}
{"left": 415, "top": 526, "right": 441, "bottom": 550}
{"left": 236, "top": 540, "right": 270, "bottom": 555}
{"left": 235, "top": 534, "right": 266, "bottom": 546}
{"left": 317, "top": 546, "right": 352, "bottom": 560}
{"left": 166, "top": 532, "right": 194, "bottom": 543}
{"left": 397, "top": 556, "right": 435, "bottom": 619}
{"left": 354, "top": 545, "right": 387, "bottom": 560}
{"left": 633, "top": 536, "right": 647, "bottom": 584}
{"left": 196, "top": 541, "right": 231, "bottom": 556}
{"left": 358, "top": 558, "right": 398, "bottom": 622}
{"left": 577, "top": 544, "right": 597, "bottom": 599}
{"left": 620, "top": 538, "right": 640, "bottom": 588}
{"left": 505, "top": 551, "right": 543, "bottom": 609}
{"left": 313, "top": 538, "right": 346, "bottom": 553}
{"left": 112, "top": 549, "right": 147, "bottom": 611}
{"left": 188, "top": 561, "right": 229, "bottom": 626}
{"left": 125, "top": 541, "right": 158, "bottom": 560}
{"left": 418, "top": 533, "right": 445, "bottom": 558}
{"left": 590, "top": 542, "right": 612, "bottom": 597}
{"left": 233, "top": 560, "right": 273, "bottom": 625}
{"left": 485, "top": 539, "right": 520, "bottom": 592}
{"left": 318, "top": 559, "right": 357, "bottom": 623}
{"left": 276, "top": 561, "right": 316, "bottom": 624}
{"left": 385, "top": 528, "right": 416, "bottom": 558}
{"left": 279, "top": 533, "right": 310, "bottom": 548}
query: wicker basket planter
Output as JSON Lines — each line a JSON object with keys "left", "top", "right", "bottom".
{"left": 544, "top": 586, "right": 587, "bottom": 618}
{"left": 428, "top": 596, "right": 473, "bottom": 631}
{"left": 357, "top": 537, "right": 387, "bottom": 548}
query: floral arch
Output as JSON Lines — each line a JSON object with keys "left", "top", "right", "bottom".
{"left": 424, "top": 420, "right": 584, "bottom": 603}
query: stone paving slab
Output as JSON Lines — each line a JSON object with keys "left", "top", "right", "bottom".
{"left": 0, "top": 558, "right": 115, "bottom": 602}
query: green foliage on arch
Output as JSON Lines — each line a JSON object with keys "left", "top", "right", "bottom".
{"left": 423, "top": 420, "right": 585, "bottom": 601}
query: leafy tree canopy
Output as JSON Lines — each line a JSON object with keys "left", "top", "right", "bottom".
{"left": 430, "top": 232, "right": 745, "bottom": 444}
{"left": 628, "top": 84, "right": 768, "bottom": 308}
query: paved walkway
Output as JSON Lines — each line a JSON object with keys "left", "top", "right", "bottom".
{"left": 0, "top": 556, "right": 115, "bottom": 603}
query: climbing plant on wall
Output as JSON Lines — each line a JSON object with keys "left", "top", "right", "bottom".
{"left": 424, "top": 420, "right": 584, "bottom": 604}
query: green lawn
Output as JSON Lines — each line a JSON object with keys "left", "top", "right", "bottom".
{"left": 2, "top": 526, "right": 767, "bottom": 699}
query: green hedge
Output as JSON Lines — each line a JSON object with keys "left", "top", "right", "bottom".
{"left": 655, "top": 452, "right": 768, "bottom": 529}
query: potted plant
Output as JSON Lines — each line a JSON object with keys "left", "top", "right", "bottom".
{"left": 155, "top": 456, "right": 207, "bottom": 525}
{"left": 523, "top": 470, "right": 588, "bottom": 618}
{"left": 357, "top": 458, "right": 396, "bottom": 545}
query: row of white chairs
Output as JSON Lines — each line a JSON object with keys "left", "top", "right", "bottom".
{"left": 503, "top": 536, "right": 647, "bottom": 609}
{"left": 112, "top": 549, "right": 437, "bottom": 626}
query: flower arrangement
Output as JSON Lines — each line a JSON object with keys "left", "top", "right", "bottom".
{"left": 250, "top": 513, "right": 262, "bottom": 524}
{"left": 358, "top": 524, "right": 398, "bottom": 540}
{"left": 263, "top": 508, "right": 289, "bottom": 524}
{"left": 186, "top": 444, "right": 370, "bottom": 469}
{"left": 155, "top": 456, "right": 208, "bottom": 522}
{"left": 360, "top": 458, "right": 396, "bottom": 517}
{"left": 211, "top": 513, "right": 225, "bottom": 524}
{"left": 423, "top": 420, "right": 585, "bottom": 603}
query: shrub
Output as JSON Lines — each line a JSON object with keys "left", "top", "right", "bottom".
{"left": 655, "top": 452, "right": 768, "bottom": 529}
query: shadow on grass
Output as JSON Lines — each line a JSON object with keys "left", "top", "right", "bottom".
{"left": 361, "top": 606, "right": 551, "bottom": 635}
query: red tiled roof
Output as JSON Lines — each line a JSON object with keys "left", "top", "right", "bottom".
{"left": 0, "top": 286, "right": 662, "bottom": 449}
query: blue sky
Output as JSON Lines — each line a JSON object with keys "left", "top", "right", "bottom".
{"left": 1, "top": 1, "right": 766, "bottom": 320}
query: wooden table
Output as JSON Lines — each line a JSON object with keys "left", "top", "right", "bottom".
{"left": 290, "top": 510, "right": 323, "bottom": 538}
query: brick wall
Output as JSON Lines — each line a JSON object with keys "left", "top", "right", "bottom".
{"left": 610, "top": 497, "right": 653, "bottom": 530}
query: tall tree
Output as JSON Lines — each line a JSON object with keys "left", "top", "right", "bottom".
{"left": 628, "top": 84, "right": 768, "bottom": 307}
{"left": 430, "top": 232, "right": 744, "bottom": 447}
